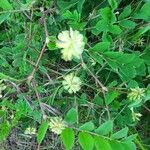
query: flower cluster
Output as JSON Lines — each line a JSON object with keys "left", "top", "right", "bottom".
{"left": 130, "top": 107, "right": 142, "bottom": 121}
{"left": 24, "top": 127, "right": 36, "bottom": 135}
{"left": 49, "top": 117, "right": 66, "bottom": 135}
{"left": 56, "top": 28, "right": 85, "bottom": 61}
{"left": 128, "top": 87, "right": 145, "bottom": 101}
{"left": 62, "top": 73, "right": 82, "bottom": 94}
{"left": 0, "top": 80, "right": 6, "bottom": 98}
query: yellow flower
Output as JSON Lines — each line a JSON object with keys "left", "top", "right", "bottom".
{"left": 130, "top": 107, "right": 142, "bottom": 121}
{"left": 136, "top": 38, "right": 144, "bottom": 46}
{"left": 128, "top": 87, "right": 145, "bottom": 101}
{"left": 24, "top": 127, "right": 36, "bottom": 135}
{"left": 62, "top": 73, "right": 82, "bottom": 94}
{"left": 56, "top": 28, "right": 85, "bottom": 61}
{"left": 0, "top": 80, "right": 6, "bottom": 98}
{"left": 49, "top": 117, "right": 66, "bottom": 135}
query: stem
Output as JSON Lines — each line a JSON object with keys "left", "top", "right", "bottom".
{"left": 135, "top": 138, "right": 146, "bottom": 150}
{"left": 32, "top": 80, "right": 46, "bottom": 120}
{"left": 74, "top": 95, "right": 79, "bottom": 124}
{"left": 80, "top": 55, "right": 108, "bottom": 93}
{"left": 28, "top": 9, "right": 49, "bottom": 83}
{"left": 28, "top": 42, "right": 47, "bottom": 82}
{"left": 0, "top": 73, "right": 26, "bottom": 83}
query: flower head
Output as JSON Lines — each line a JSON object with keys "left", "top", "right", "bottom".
{"left": 130, "top": 107, "right": 142, "bottom": 121}
{"left": 0, "top": 80, "right": 6, "bottom": 98}
{"left": 24, "top": 127, "right": 36, "bottom": 135}
{"left": 49, "top": 117, "right": 66, "bottom": 134}
{"left": 56, "top": 28, "right": 85, "bottom": 61}
{"left": 136, "top": 38, "right": 145, "bottom": 46}
{"left": 62, "top": 73, "right": 82, "bottom": 94}
{"left": 128, "top": 87, "right": 145, "bottom": 101}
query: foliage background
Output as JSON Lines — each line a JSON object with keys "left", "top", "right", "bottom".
{"left": 0, "top": 0, "right": 150, "bottom": 149}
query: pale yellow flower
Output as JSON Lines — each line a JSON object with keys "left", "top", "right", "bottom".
{"left": 24, "top": 127, "right": 36, "bottom": 135}
{"left": 128, "top": 87, "right": 145, "bottom": 101}
{"left": 56, "top": 28, "right": 85, "bottom": 61}
{"left": 130, "top": 107, "right": 142, "bottom": 121}
{"left": 136, "top": 38, "right": 145, "bottom": 46}
{"left": 0, "top": 80, "right": 6, "bottom": 98}
{"left": 49, "top": 117, "right": 66, "bottom": 135}
{"left": 62, "top": 73, "right": 82, "bottom": 94}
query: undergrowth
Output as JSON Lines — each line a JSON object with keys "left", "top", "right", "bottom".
{"left": 0, "top": 0, "right": 150, "bottom": 150}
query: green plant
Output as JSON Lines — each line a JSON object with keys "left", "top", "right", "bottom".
{"left": 0, "top": 0, "right": 150, "bottom": 149}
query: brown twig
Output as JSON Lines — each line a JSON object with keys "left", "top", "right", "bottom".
{"left": 28, "top": 9, "right": 49, "bottom": 83}
{"left": 28, "top": 42, "right": 47, "bottom": 82}
{"left": 80, "top": 55, "right": 108, "bottom": 93}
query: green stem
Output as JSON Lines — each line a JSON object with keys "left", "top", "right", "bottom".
{"left": 74, "top": 95, "right": 79, "bottom": 124}
{"left": 0, "top": 73, "right": 26, "bottom": 82}
{"left": 135, "top": 138, "right": 146, "bottom": 150}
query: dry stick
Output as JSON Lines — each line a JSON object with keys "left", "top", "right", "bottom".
{"left": 28, "top": 12, "right": 49, "bottom": 150}
{"left": 28, "top": 42, "right": 47, "bottom": 82}
{"left": 80, "top": 55, "right": 108, "bottom": 93}
{"left": 28, "top": 12, "right": 49, "bottom": 82}
{"left": 37, "top": 144, "right": 40, "bottom": 150}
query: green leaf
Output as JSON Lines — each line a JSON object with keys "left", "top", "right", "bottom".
{"left": 105, "top": 91, "right": 119, "bottom": 105}
{"left": 89, "top": 51, "right": 103, "bottom": 65}
{"left": 0, "top": 121, "right": 11, "bottom": 143}
{"left": 128, "top": 99, "right": 142, "bottom": 108}
{"left": 65, "top": 108, "right": 78, "bottom": 125}
{"left": 0, "top": 0, "right": 13, "bottom": 10}
{"left": 78, "top": 132, "right": 94, "bottom": 150}
{"left": 111, "top": 127, "right": 128, "bottom": 139}
{"left": 47, "top": 36, "right": 57, "bottom": 50}
{"left": 90, "top": 42, "right": 110, "bottom": 52}
{"left": 95, "top": 120, "right": 113, "bottom": 135}
{"left": 61, "top": 128, "right": 75, "bottom": 150}
{"left": 122, "top": 142, "right": 136, "bottom": 150}
{"left": 123, "top": 134, "right": 137, "bottom": 142}
{"left": 0, "top": 13, "right": 10, "bottom": 24}
{"left": 134, "top": 2, "right": 150, "bottom": 22}
{"left": 100, "top": 7, "right": 116, "bottom": 23}
{"left": 37, "top": 121, "right": 49, "bottom": 144}
{"left": 63, "top": 10, "right": 80, "bottom": 22}
{"left": 108, "top": 0, "right": 118, "bottom": 10}
{"left": 102, "top": 33, "right": 113, "bottom": 43}
{"left": 119, "top": 5, "right": 131, "bottom": 20}
{"left": 95, "top": 136, "right": 112, "bottom": 150}
{"left": 120, "top": 20, "right": 137, "bottom": 29}
{"left": 104, "top": 52, "right": 136, "bottom": 64}
{"left": 109, "top": 25, "right": 122, "bottom": 35}
{"left": 77, "top": 0, "right": 85, "bottom": 14}
{"left": 119, "top": 65, "right": 136, "bottom": 81}
{"left": 131, "top": 24, "right": 150, "bottom": 40}
{"left": 94, "top": 95, "right": 104, "bottom": 106}
{"left": 110, "top": 141, "right": 125, "bottom": 150}
{"left": 95, "top": 19, "right": 109, "bottom": 34}
{"left": 128, "top": 80, "right": 139, "bottom": 88}
{"left": 142, "top": 48, "right": 150, "bottom": 65}
{"left": 57, "top": 0, "right": 78, "bottom": 13}
{"left": 136, "top": 61, "right": 146, "bottom": 76}
{"left": 79, "top": 121, "right": 95, "bottom": 131}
